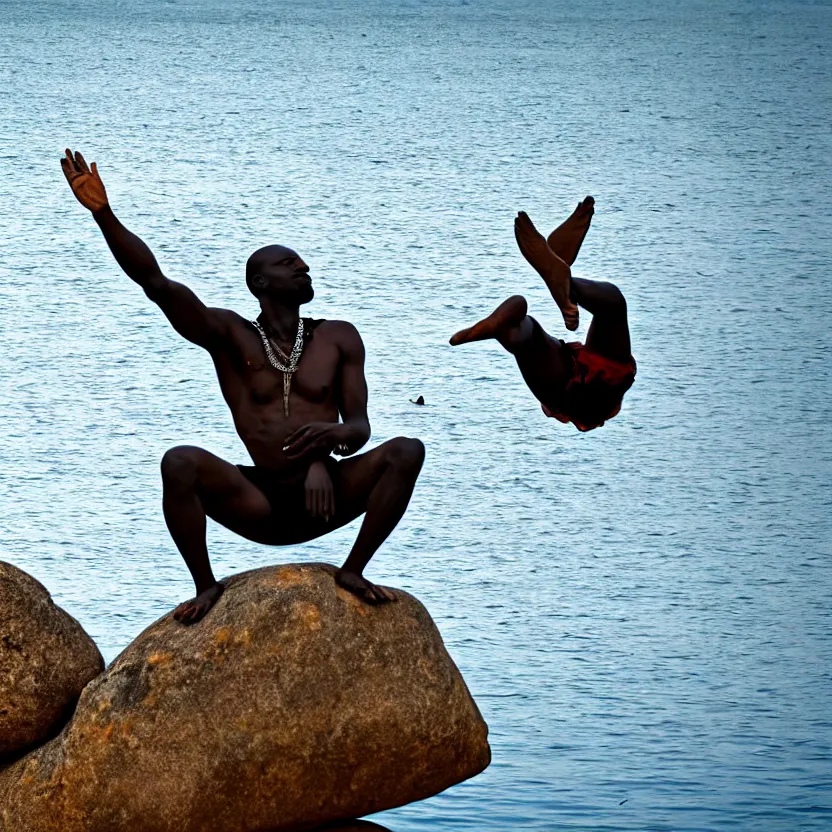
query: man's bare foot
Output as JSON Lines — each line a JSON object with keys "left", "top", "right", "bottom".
{"left": 449, "top": 294, "right": 528, "bottom": 346}
{"left": 173, "top": 583, "right": 225, "bottom": 625}
{"left": 514, "top": 211, "right": 579, "bottom": 331}
{"left": 335, "top": 569, "right": 396, "bottom": 604}
{"left": 547, "top": 196, "right": 595, "bottom": 266}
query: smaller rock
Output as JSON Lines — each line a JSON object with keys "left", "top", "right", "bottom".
{"left": 0, "top": 561, "right": 104, "bottom": 758}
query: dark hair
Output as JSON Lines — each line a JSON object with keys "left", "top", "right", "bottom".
{"left": 563, "top": 378, "right": 631, "bottom": 430}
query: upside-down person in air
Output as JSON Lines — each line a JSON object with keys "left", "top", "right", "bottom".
{"left": 61, "top": 149, "right": 425, "bottom": 622}
{"left": 450, "top": 198, "right": 636, "bottom": 431}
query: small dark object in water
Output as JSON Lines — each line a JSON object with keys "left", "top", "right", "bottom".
{"left": 411, "top": 395, "right": 425, "bottom": 406}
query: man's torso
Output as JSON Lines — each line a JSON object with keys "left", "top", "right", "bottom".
{"left": 208, "top": 311, "right": 347, "bottom": 472}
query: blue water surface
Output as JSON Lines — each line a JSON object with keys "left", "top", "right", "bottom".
{"left": 1, "top": 0, "right": 831, "bottom": 829}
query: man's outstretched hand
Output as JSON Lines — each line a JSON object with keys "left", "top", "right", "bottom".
{"left": 61, "top": 148, "right": 108, "bottom": 213}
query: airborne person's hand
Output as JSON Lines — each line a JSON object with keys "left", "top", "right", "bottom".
{"left": 61, "top": 148, "right": 109, "bottom": 213}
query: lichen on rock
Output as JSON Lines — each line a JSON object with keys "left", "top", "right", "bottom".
{"left": 0, "top": 563, "right": 490, "bottom": 832}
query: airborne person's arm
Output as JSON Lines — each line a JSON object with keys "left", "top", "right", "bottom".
{"left": 61, "top": 149, "right": 227, "bottom": 350}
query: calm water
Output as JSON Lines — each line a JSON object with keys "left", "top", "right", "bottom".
{"left": 2, "top": 0, "right": 831, "bottom": 829}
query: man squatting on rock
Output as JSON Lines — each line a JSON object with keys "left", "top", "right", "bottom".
{"left": 61, "top": 149, "right": 425, "bottom": 622}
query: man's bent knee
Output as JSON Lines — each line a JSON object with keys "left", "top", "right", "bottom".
{"left": 604, "top": 283, "right": 627, "bottom": 311}
{"left": 384, "top": 437, "right": 426, "bottom": 476}
{"left": 160, "top": 445, "right": 203, "bottom": 488}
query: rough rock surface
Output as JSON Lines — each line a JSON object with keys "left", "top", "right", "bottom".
{"left": 0, "top": 563, "right": 490, "bottom": 832}
{"left": 0, "top": 561, "right": 104, "bottom": 758}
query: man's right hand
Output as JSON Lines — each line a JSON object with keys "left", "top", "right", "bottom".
{"left": 305, "top": 460, "right": 335, "bottom": 522}
{"left": 61, "top": 148, "right": 108, "bottom": 213}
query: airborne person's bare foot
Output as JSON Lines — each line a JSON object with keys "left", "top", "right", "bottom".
{"left": 449, "top": 294, "right": 528, "bottom": 345}
{"left": 547, "top": 196, "right": 595, "bottom": 266}
{"left": 514, "top": 212, "right": 579, "bottom": 331}
{"left": 173, "top": 582, "right": 225, "bottom": 625}
{"left": 335, "top": 569, "right": 397, "bottom": 604}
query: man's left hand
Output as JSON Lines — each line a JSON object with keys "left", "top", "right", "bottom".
{"left": 283, "top": 422, "right": 346, "bottom": 459}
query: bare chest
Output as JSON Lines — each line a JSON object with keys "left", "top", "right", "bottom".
{"left": 241, "top": 337, "right": 339, "bottom": 407}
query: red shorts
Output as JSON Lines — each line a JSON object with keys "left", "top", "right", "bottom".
{"left": 541, "top": 342, "right": 637, "bottom": 432}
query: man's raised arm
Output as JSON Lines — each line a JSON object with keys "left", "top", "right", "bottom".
{"left": 61, "top": 148, "right": 224, "bottom": 350}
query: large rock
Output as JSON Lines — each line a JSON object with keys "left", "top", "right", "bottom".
{"left": 0, "top": 561, "right": 103, "bottom": 759}
{"left": 0, "top": 563, "right": 490, "bottom": 831}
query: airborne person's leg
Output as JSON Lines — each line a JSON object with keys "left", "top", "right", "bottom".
{"left": 514, "top": 201, "right": 631, "bottom": 361}
{"left": 449, "top": 295, "right": 572, "bottom": 407}
{"left": 514, "top": 211, "right": 580, "bottom": 331}
{"left": 546, "top": 195, "right": 595, "bottom": 266}
{"left": 449, "top": 196, "right": 596, "bottom": 350}
{"left": 570, "top": 277, "right": 631, "bottom": 362}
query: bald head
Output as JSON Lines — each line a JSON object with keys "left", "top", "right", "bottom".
{"left": 245, "top": 245, "right": 313, "bottom": 303}
{"left": 246, "top": 245, "right": 295, "bottom": 287}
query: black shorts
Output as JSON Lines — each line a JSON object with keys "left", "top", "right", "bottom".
{"left": 237, "top": 456, "right": 340, "bottom": 512}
